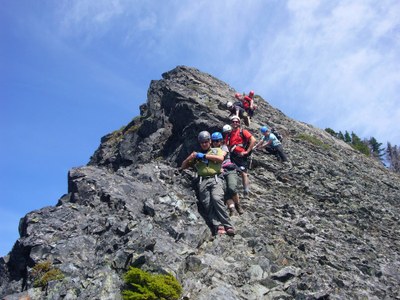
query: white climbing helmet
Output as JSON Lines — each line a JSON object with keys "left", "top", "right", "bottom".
{"left": 222, "top": 124, "right": 232, "bottom": 133}
{"left": 230, "top": 115, "right": 240, "bottom": 122}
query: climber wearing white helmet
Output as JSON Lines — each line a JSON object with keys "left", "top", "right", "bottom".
{"left": 181, "top": 131, "right": 235, "bottom": 236}
{"left": 224, "top": 116, "right": 256, "bottom": 198}
{"left": 226, "top": 100, "right": 250, "bottom": 126}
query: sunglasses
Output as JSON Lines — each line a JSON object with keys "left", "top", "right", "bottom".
{"left": 231, "top": 121, "right": 240, "bottom": 124}
{"left": 212, "top": 139, "right": 223, "bottom": 143}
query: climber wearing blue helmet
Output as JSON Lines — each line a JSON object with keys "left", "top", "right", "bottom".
{"left": 254, "top": 126, "right": 288, "bottom": 162}
{"left": 211, "top": 132, "right": 223, "bottom": 141}
{"left": 211, "top": 131, "right": 243, "bottom": 216}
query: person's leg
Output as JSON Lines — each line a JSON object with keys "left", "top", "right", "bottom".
{"left": 226, "top": 198, "right": 235, "bottom": 215}
{"left": 210, "top": 178, "right": 234, "bottom": 230}
{"left": 222, "top": 174, "right": 233, "bottom": 214}
{"left": 276, "top": 145, "right": 288, "bottom": 162}
{"left": 199, "top": 178, "right": 221, "bottom": 232}
{"left": 231, "top": 154, "right": 250, "bottom": 195}
{"left": 242, "top": 171, "right": 250, "bottom": 196}
{"left": 225, "top": 170, "right": 239, "bottom": 216}
{"left": 265, "top": 146, "right": 275, "bottom": 155}
{"left": 225, "top": 171, "right": 238, "bottom": 197}
{"left": 242, "top": 112, "right": 250, "bottom": 126}
{"left": 232, "top": 193, "right": 243, "bottom": 214}
{"left": 198, "top": 180, "right": 211, "bottom": 212}
{"left": 265, "top": 146, "right": 280, "bottom": 161}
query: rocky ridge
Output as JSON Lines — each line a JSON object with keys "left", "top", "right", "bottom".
{"left": 1, "top": 66, "right": 399, "bottom": 299}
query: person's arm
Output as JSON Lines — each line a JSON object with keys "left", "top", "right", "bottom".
{"left": 249, "top": 98, "right": 254, "bottom": 110}
{"left": 243, "top": 136, "right": 256, "bottom": 155}
{"left": 254, "top": 138, "right": 264, "bottom": 150}
{"left": 204, "top": 152, "right": 224, "bottom": 163}
{"left": 259, "top": 139, "right": 271, "bottom": 149}
{"left": 220, "top": 149, "right": 227, "bottom": 157}
{"left": 181, "top": 152, "right": 197, "bottom": 170}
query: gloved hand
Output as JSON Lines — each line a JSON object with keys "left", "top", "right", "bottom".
{"left": 196, "top": 153, "right": 205, "bottom": 159}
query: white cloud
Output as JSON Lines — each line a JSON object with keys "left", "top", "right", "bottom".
{"left": 57, "top": 0, "right": 124, "bottom": 40}
{"left": 137, "top": 13, "right": 157, "bottom": 31}
{"left": 36, "top": 0, "right": 400, "bottom": 143}
{"left": 248, "top": 0, "right": 400, "bottom": 144}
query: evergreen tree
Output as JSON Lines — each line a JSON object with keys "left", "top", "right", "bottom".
{"left": 368, "top": 137, "right": 384, "bottom": 162}
{"left": 351, "top": 132, "right": 370, "bottom": 156}
{"left": 344, "top": 131, "right": 351, "bottom": 143}
{"left": 386, "top": 143, "right": 400, "bottom": 173}
{"left": 325, "top": 128, "right": 337, "bottom": 137}
{"left": 387, "top": 142, "right": 393, "bottom": 161}
{"left": 394, "top": 145, "right": 400, "bottom": 173}
{"left": 337, "top": 131, "right": 345, "bottom": 141}
{"left": 324, "top": 127, "right": 397, "bottom": 173}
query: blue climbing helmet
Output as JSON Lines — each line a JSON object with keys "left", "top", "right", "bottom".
{"left": 260, "top": 126, "right": 269, "bottom": 133}
{"left": 211, "top": 132, "right": 223, "bottom": 141}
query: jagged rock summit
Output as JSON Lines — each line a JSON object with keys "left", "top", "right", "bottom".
{"left": 1, "top": 66, "right": 399, "bottom": 299}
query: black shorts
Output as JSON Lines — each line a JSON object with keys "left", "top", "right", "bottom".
{"left": 230, "top": 152, "right": 249, "bottom": 172}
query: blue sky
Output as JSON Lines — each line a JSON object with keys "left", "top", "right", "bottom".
{"left": 1, "top": 0, "right": 399, "bottom": 256}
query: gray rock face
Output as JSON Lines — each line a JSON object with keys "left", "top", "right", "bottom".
{"left": 1, "top": 66, "right": 399, "bottom": 299}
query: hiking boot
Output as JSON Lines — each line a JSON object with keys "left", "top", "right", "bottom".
{"left": 243, "top": 190, "right": 251, "bottom": 199}
{"left": 216, "top": 225, "right": 226, "bottom": 235}
{"left": 235, "top": 203, "right": 244, "bottom": 215}
{"left": 225, "top": 227, "right": 235, "bottom": 236}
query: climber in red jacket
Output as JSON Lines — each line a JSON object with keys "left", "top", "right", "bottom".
{"left": 235, "top": 91, "right": 256, "bottom": 117}
{"left": 224, "top": 116, "right": 256, "bottom": 198}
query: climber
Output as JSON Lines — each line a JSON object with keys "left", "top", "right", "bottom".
{"left": 211, "top": 131, "right": 244, "bottom": 216}
{"left": 226, "top": 101, "right": 250, "bottom": 126}
{"left": 181, "top": 131, "right": 235, "bottom": 236}
{"left": 224, "top": 116, "right": 256, "bottom": 197}
{"left": 254, "top": 126, "right": 288, "bottom": 162}
{"left": 235, "top": 91, "right": 256, "bottom": 117}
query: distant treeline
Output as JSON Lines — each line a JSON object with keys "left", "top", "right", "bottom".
{"left": 325, "top": 128, "right": 400, "bottom": 174}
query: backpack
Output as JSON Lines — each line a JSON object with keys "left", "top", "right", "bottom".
{"left": 271, "top": 127, "right": 283, "bottom": 142}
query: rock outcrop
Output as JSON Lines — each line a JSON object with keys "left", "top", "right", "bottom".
{"left": 1, "top": 66, "right": 399, "bottom": 300}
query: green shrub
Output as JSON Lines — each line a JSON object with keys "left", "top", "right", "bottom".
{"left": 31, "top": 260, "right": 64, "bottom": 289}
{"left": 122, "top": 267, "right": 182, "bottom": 300}
{"left": 298, "top": 133, "right": 330, "bottom": 150}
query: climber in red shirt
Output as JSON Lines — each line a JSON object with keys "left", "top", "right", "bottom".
{"left": 224, "top": 116, "right": 256, "bottom": 197}
{"left": 235, "top": 91, "right": 256, "bottom": 117}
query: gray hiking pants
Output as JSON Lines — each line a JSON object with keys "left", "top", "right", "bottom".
{"left": 266, "top": 144, "right": 288, "bottom": 162}
{"left": 198, "top": 176, "right": 233, "bottom": 228}
{"left": 223, "top": 170, "right": 239, "bottom": 200}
